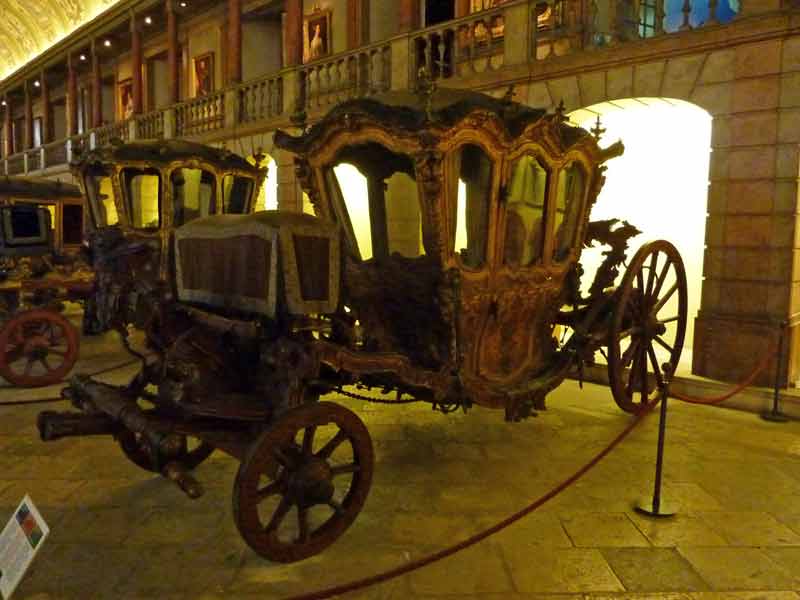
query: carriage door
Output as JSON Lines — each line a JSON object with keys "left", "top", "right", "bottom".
{"left": 448, "top": 144, "right": 495, "bottom": 378}
{"left": 477, "top": 153, "right": 551, "bottom": 382}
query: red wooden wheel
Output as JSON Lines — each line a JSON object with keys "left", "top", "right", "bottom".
{"left": 607, "top": 240, "right": 688, "bottom": 414}
{"left": 233, "top": 401, "right": 374, "bottom": 562}
{"left": 0, "top": 309, "right": 80, "bottom": 387}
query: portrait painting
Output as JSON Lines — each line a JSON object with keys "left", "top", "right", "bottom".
{"left": 118, "top": 79, "right": 133, "bottom": 120}
{"left": 303, "top": 9, "right": 331, "bottom": 63}
{"left": 193, "top": 52, "right": 214, "bottom": 97}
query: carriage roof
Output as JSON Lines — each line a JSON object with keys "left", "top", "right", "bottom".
{"left": 72, "top": 139, "right": 261, "bottom": 174}
{"left": 274, "top": 87, "right": 593, "bottom": 154}
{"left": 0, "top": 176, "right": 82, "bottom": 200}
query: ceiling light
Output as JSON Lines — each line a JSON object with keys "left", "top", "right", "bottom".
{"left": 33, "top": 80, "right": 40, "bottom": 87}
{"left": 79, "top": 54, "right": 87, "bottom": 61}
{"left": 179, "top": 2, "right": 187, "bottom": 7}
{"left": 1, "top": 100, "right": 6, "bottom": 107}
{"left": 104, "top": 39, "right": 112, "bottom": 47}
{"left": 144, "top": 16, "right": 152, "bottom": 25}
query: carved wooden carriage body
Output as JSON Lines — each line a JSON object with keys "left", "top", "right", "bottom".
{"left": 275, "top": 89, "right": 625, "bottom": 416}
{"left": 37, "top": 91, "right": 689, "bottom": 565}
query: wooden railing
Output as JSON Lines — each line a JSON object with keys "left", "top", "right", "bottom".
{"left": 43, "top": 140, "right": 67, "bottom": 167}
{"left": 26, "top": 149, "right": 41, "bottom": 172}
{"left": 6, "top": 154, "right": 24, "bottom": 175}
{"left": 238, "top": 75, "right": 283, "bottom": 124}
{"left": 175, "top": 92, "right": 225, "bottom": 137}
{"left": 95, "top": 120, "right": 130, "bottom": 147}
{"left": 299, "top": 41, "right": 391, "bottom": 110}
{"left": 136, "top": 110, "right": 165, "bottom": 139}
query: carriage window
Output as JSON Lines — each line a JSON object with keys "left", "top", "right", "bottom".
{"left": 172, "top": 168, "right": 216, "bottom": 226}
{"left": 328, "top": 143, "right": 422, "bottom": 261}
{"left": 504, "top": 155, "right": 548, "bottom": 267}
{"left": 85, "top": 172, "right": 118, "bottom": 227}
{"left": 452, "top": 144, "right": 493, "bottom": 269}
{"left": 62, "top": 204, "right": 84, "bottom": 245}
{"left": 554, "top": 163, "right": 586, "bottom": 262}
{"left": 223, "top": 175, "right": 254, "bottom": 214}
{"left": 122, "top": 168, "right": 161, "bottom": 229}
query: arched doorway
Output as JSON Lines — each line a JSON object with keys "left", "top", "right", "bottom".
{"left": 246, "top": 153, "right": 278, "bottom": 211}
{"left": 569, "top": 98, "right": 712, "bottom": 375}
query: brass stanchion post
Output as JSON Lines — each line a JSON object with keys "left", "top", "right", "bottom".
{"left": 634, "top": 363, "right": 677, "bottom": 518}
{"left": 762, "top": 319, "right": 789, "bottom": 423}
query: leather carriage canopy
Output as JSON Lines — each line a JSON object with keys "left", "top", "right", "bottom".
{"left": 174, "top": 211, "right": 340, "bottom": 319}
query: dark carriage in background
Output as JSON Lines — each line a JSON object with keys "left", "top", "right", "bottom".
{"left": 38, "top": 89, "right": 688, "bottom": 563}
{"left": 0, "top": 176, "right": 91, "bottom": 387}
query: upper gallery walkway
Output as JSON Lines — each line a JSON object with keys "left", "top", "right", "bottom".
{"left": 0, "top": 0, "right": 780, "bottom": 178}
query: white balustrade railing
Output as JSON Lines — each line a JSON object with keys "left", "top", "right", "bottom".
{"left": 136, "top": 110, "right": 165, "bottom": 139}
{"left": 175, "top": 92, "right": 225, "bottom": 137}
{"left": 95, "top": 120, "right": 130, "bottom": 147}
{"left": 43, "top": 140, "right": 67, "bottom": 168}
{"left": 238, "top": 75, "right": 283, "bottom": 124}
{"left": 299, "top": 41, "right": 391, "bottom": 110}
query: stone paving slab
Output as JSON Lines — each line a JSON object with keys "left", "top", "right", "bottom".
{"left": 0, "top": 330, "right": 799, "bottom": 598}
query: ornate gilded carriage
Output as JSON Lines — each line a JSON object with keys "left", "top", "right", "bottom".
{"left": 37, "top": 90, "right": 688, "bottom": 564}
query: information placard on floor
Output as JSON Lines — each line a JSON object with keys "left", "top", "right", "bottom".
{"left": 0, "top": 495, "right": 49, "bottom": 599}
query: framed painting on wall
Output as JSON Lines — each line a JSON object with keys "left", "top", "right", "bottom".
{"left": 118, "top": 79, "right": 133, "bottom": 120}
{"left": 303, "top": 8, "right": 332, "bottom": 63}
{"left": 193, "top": 52, "right": 214, "bottom": 97}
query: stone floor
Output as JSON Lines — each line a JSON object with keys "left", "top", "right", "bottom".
{"left": 0, "top": 325, "right": 799, "bottom": 599}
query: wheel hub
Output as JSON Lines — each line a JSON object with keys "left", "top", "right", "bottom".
{"left": 287, "top": 457, "right": 334, "bottom": 508}
{"left": 23, "top": 336, "right": 50, "bottom": 359}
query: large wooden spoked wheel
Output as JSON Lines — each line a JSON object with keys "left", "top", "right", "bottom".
{"left": 233, "top": 401, "right": 374, "bottom": 563}
{"left": 608, "top": 240, "right": 688, "bottom": 414}
{"left": 0, "top": 309, "right": 80, "bottom": 387}
{"left": 117, "top": 429, "right": 214, "bottom": 473}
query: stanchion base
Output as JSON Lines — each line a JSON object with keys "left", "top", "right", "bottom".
{"left": 634, "top": 498, "right": 678, "bottom": 518}
{"left": 761, "top": 411, "right": 790, "bottom": 423}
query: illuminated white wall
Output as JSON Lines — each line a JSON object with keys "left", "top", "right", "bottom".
{"left": 569, "top": 98, "right": 711, "bottom": 374}
{"left": 249, "top": 155, "right": 278, "bottom": 211}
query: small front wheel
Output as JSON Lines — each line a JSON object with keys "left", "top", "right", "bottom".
{"left": 607, "top": 240, "right": 688, "bottom": 413}
{"left": 0, "top": 309, "right": 80, "bottom": 387}
{"left": 233, "top": 401, "right": 374, "bottom": 563}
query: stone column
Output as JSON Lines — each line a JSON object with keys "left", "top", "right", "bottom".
{"left": 399, "top": 0, "right": 420, "bottom": 32}
{"left": 2, "top": 96, "right": 11, "bottom": 157}
{"left": 131, "top": 13, "right": 143, "bottom": 115}
{"left": 284, "top": 0, "right": 303, "bottom": 67}
{"left": 227, "top": 0, "right": 242, "bottom": 84}
{"left": 41, "top": 70, "right": 51, "bottom": 144}
{"left": 91, "top": 40, "right": 103, "bottom": 127}
{"left": 167, "top": 0, "right": 180, "bottom": 104}
{"left": 24, "top": 82, "right": 33, "bottom": 150}
{"left": 693, "top": 39, "right": 798, "bottom": 386}
{"left": 66, "top": 54, "right": 78, "bottom": 136}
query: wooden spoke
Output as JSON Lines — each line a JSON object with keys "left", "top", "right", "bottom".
{"left": 647, "top": 344, "right": 664, "bottom": 387}
{"left": 327, "top": 499, "right": 344, "bottom": 515}
{"left": 297, "top": 508, "right": 310, "bottom": 543}
{"left": 644, "top": 251, "right": 659, "bottom": 298}
{"left": 272, "top": 447, "right": 293, "bottom": 468}
{"left": 654, "top": 335, "right": 674, "bottom": 354}
{"left": 621, "top": 337, "right": 640, "bottom": 368}
{"left": 639, "top": 340, "right": 649, "bottom": 405}
{"left": 635, "top": 268, "right": 644, "bottom": 293}
{"left": 315, "top": 429, "right": 347, "bottom": 460}
{"left": 302, "top": 426, "right": 317, "bottom": 457}
{"left": 652, "top": 282, "right": 678, "bottom": 314}
{"left": 264, "top": 496, "right": 293, "bottom": 533}
{"left": 330, "top": 463, "right": 360, "bottom": 476}
{"left": 255, "top": 481, "right": 282, "bottom": 502}
{"left": 659, "top": 315, "right": 680, "bottom": 325}
{"left": 626, "top": 347, "right": 641, "bottom": 396}
{"left": 651, "top": 258, "right": 672, "bottom": 301}
{"left": 24, "top": 358, "right": 35, "bottom": 376}
{"left": 47, "top": 349, "right": 68, "bottom": 357}
{"left": 38, "top": 356, "right": 52, "bottom": 372}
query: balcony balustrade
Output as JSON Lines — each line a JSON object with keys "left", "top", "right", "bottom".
{"left": 0, "top": 0, "right": 745, "bottom": 176}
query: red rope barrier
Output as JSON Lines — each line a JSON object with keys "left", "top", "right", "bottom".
{"left": 670, "top": 342, "right": 779, "bottom": 406}
{"left": 282, "top": 397, "right": 660, "bottom": 600}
